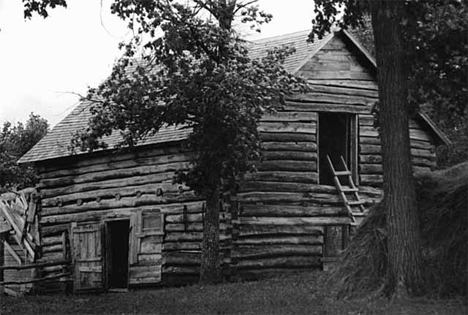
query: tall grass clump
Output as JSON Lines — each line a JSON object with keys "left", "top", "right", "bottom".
{"left": 332, "top": 162, "right": 468, "bottom": 299}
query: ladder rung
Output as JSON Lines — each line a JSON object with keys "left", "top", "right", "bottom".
{"left": 348, "top": 201, "right": 365, "bottom": 206}
{"left": 334, "top": 171, "right": 351, "bottom": 176}
{"left": 341, "top": 187, "right": 358, "bottom": 192}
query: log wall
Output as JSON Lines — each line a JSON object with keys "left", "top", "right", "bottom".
{"left": 231, "top": 33, "right": 436, "bottom": 278}
{"left": 33, "top": 32, "right": 438, "bottom": 289}
{"left": 35, "top": 144, "right": 232, "bottom": 290}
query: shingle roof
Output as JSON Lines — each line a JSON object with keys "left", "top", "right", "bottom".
{"left": 18, "top": 98, "right": 192, "bottom": 164}
{"left": 247, "top": 30, "right": 333, "bottom": 73}
{"left": 18, "top": 29, "right": 449, "bottom": 164}
{"left": 19, "top": 30, "right": 329, "bottom": 164}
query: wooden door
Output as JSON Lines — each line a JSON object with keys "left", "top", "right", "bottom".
{"left": 71, "top": 222, "right": 104, "bottom": 292}
{"left": 128, "top": 210, "right": 163, "bottom": 285}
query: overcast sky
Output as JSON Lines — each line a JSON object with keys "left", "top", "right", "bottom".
{"left": 0, "top": 0, "right": 314, "bottom": 127}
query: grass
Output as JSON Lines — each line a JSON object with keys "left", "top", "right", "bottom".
{"left": 1, "top": 271, "right": 466, "bottom": 315}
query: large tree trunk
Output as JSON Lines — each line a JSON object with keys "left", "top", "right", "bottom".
{"left": 199, "top": 189, "right": 222, "bottom": 284}
{"left": 370, "top": 0, "right": 424, "bottom": 297}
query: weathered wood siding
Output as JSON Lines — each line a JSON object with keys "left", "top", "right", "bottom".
{"left": 33, "top": 33, "right": 439, "bottom": 289}
{"left": 231, "top": 34, "right": 436, "bottom": 278}
{"left": 35, "top": 144, "right": 231, "bottom": 290}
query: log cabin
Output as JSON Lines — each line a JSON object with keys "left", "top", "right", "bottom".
{"left": 16, "top": 29, "right": 450, "bottom": 293}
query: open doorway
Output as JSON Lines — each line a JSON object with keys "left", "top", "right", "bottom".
{"left": 318, "top": 112, "right": 357, "bottom": 185}
{"left": 106, "top": 220, "right": 130, "bottom": 289}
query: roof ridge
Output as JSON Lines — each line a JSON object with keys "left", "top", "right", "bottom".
{"left": 251, "top": 29, "right": 311, "bottom": 44}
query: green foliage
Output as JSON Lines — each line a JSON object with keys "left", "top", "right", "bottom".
{"left": 0, "top": 113, "right": 49, "bottom": 192}
{"left": 314, "top": 1, "right": 468, "bottom": 167}
{"left": 23, "top": 0, "right": 67, "bottom": 19}
{"left": 70, "top": 1, "right": 302, "bottom": 196}
{"left": 405, "top": 0, "right": 468, "bottom": 167}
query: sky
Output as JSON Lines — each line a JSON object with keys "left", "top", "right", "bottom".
{"left": 0, "top": 0, "right": 315, "bottom": 127}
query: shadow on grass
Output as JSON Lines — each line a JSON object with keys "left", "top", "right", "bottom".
{"left": 1, "top": 271, "right": 466, "bottom": 315}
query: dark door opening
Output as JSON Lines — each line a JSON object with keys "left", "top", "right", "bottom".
{"left": 106, "top": 220, "right": 130, "bottom": 289}
{"left": 318, "top": 112, "right": 356, "bottom": 185}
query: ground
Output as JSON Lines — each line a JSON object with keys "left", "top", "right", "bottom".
{"left": 1, "top": 272, "right": 466, "bottom": 315}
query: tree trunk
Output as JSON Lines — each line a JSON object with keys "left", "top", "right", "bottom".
{"left": 0, "top": 233, "right": 4, "bottom": 296}
{"left": 370, "top": 0, "right": 424, "bottom": 297}
{"left": 199, "top": 189, "right": 222, "bottom": 284}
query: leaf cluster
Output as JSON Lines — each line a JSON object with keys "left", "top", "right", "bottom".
{"left": 0, "top": 113, "right": 49, "bottom": 192}
{"left": 71, "top": 1, "right": 303, "bottom": 195}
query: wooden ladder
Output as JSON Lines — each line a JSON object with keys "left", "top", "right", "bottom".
{"left": 326, "top": 155, "right": 365, "bottom": 225}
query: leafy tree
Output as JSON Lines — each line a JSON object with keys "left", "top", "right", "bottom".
{"left": 24, "top": 0, "right": 301, "bottom": 283}
{"left": 349, "top": 1, "right": 468, "bottom": 168}
{"left": 311, "top": 0, "right": 424, "bottom": 297}
{"left": 0, "top": 113, "right": 49, "bottom": 192}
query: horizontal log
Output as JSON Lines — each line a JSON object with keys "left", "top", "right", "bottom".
{"left": 410, "top": 140, "right": 435, "bottom": 150}
{"left": 263, "top": 151, "right": 317, "bottom": 161}
{"left": 41, "top": 152, "right": 192, "bottom": 180}
{"left": 261, "top": 111, "right": 317, "bottom": 122}
{"left": 165, "top": 223, "right": 208, "bottom": 232}
{"left": 413, "top": 166, "right": 433, "bottom": 174}
{"left": 129, "top": 265, "right": 161, "bottom": 281}
{"left": 360, "top": 174, "right": 383, "bottom": 186}
{"left": 234, "top": 235, "right": 324, "bottom": 246}
{"left": 41, "top": 192, "right": 201, "bottom": 218}
{"left": 296, "top": 69, "right": 374, "bottom": 80}
{"left": 42, "top": 235, "right": 63, "bottom": 246}
{"left": 234, "top": 191, "right": 342, "bottom": 204}
{"left": 359, "top": 154, "right": 381, "bottom": 164}
{"left": 359, "top": 164, "right": 382, "bottom": 174}
{"left": 360, "top": 116, "right": 421, "bottom": 129}
{"left": 243, "top": 171, "right": 318, "bottom": 184}
{"left": 359, "top": 126, "right": 433, "bottom": 142}
{"left": 239, "top": 216, "right": 352, "bottom": 226}
{"left": 164, "top": 232, "right": 230, "bottom": 242}
{"left": 411, "top": 148, "right": 435, "bottom": 159}
{"left": 42, "top": 182, "right": 190, "bottom": 207}
{"left": 232, "top": 244, "right": 322, "bottom": 259}
{"left": 290, "top": 91, "right": 375, "bottom": 106}
{"left": 42, "top": 244, "right": 63, "bottom": 254}
{"left": 359, "top": 136, "right": 380, "bottom": 145}
{"left": 39, "top": 145, "right": 184, "bottom": 175}
{"left": 39, "top": 161, "right": 191, "bottom": 189}
{"left": 162, "top": 266, "right": 199, "bottom": 275}
{"left": 258, "top": 122, "right": 316, "bottom": 134}
{"left": 240, "top": 204, "right": 344, "bottom": 217}
{"left": 40, "top": 224, "right": 70, "bottom": 236}
{"left": 163, "top": 242, "right": 200, "bottom": 251}
{"left": 412, "top": 157, "right": 436, "bottom": 168}
{"left": 40, "top": 171, "right": 176, "bottom": 199}
{"left": 238, "top": 224, "right": 324, "bottom": 237}
{"left": 359, "top": 144, "right": 381, "bottom": 154}
{"left": 283, "top": 101, "right": 371, "bottom": 114}
{"left": 260, "top": 132, "right": 316, "bottom": 142}
{"left": 256, "top": 160, "right": 317, "bottom": 172}
{"left": 239, "top": 181, "right": 341, "bottom": 194}
{"left": 307, "top": 79, "right": 378, "bottom": 90}
{"left": 41, "top": 198, "right": 203, "bottom": 224}
{"left": 305, "top": 83, "right": 378, "bottom": 98}
{"left": 262, "top": 142, "right": 317, "bottom": 152}
{"left": 236, "top": 255, "right": 322, "bottom": 269}
{"left": 164, "top": 252, "right": 200, "bottom": 266}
